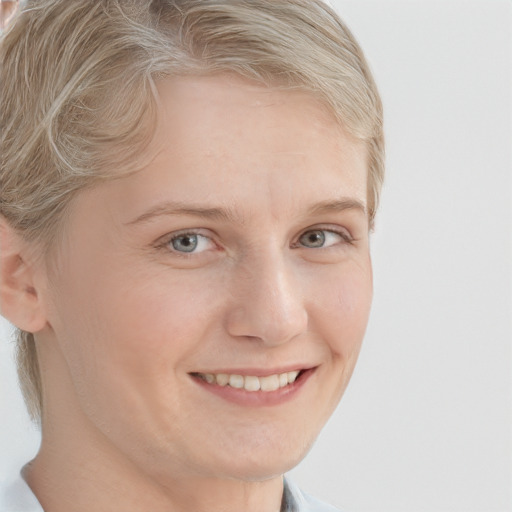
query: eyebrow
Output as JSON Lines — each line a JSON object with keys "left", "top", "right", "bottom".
{"left": 125, "top": 202, "right": 245, "bottom": 226}
{"left": 307, "top": 198, "right": 367, "bottom": 217}
{"left": 126, "top": 197, "right": 366, "bottom": 226}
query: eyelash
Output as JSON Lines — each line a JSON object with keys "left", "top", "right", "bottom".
{"left": 156, "top": 226, "right": 354, "bottom": 256}
{"left": 292, "top": 226, "right": 355, "bottom": 250}
{"left": 156, "top": 229, "right": 214, "bottom": 255}
{"left": 297, "top": 227, "right": 354, "bottom": 248}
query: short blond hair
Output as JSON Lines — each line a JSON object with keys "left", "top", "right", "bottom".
{"left": 0, "top": 0, "right": 384, "bottom": 424}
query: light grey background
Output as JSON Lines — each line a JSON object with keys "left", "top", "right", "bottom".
{"left": 1, "top": 1, "right": 511, "bottom": 510}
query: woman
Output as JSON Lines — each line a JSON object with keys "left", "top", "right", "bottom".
{"left": 0, "top": 0, "right": 384, "bottom": 510}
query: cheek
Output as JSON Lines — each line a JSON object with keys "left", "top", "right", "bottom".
{"left": 76, "top": 267, "right": 224, "bottom": 376}
{"left": 48, "top": 267, "right": 225, "bottom": 429}
{"left": 312, "top": 262, "right": 373, "bottom": 356}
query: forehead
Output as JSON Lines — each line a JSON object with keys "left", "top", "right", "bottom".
{"left": 72, "top": 75, "right": 368, "bottom": 227}
{"left": 148, "top": 76, "right": 366, "bottom": 193}
{"left": 153, "top": 74, "right": 361, "bottom": 157}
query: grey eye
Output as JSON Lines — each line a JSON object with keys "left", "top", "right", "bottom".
{"left": 171, "top": 234, "right": 198, "bottom": 253}
{"left": 298, "top": 229, "right": 348, "bottom": 249}
{"left": 299, "top": 230, "right": 326, "bottom": 248}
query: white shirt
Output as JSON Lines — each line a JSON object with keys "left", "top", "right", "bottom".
{"left": 0, "top": 471, "right": 342, "bottom": 512}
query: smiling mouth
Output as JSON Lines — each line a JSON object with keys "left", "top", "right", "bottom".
{"left": 190, "top": 370, "right": 306, "bottom": 392}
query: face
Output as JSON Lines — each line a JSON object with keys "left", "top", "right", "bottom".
{"left": 42, "top": 75, "right": 372, "bottom": 483}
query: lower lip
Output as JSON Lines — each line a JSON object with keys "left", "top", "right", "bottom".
{"left": 190, "top": 368, "right": 316, "bottom": 407}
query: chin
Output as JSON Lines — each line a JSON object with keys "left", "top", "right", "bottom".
{"left": 205, "top": 431, "right": 316, "bottom": 482}
{"left": 215, "top": 455, "right": 305, "bottom": 483}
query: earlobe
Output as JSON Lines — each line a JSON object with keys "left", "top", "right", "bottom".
{"left": 0, "top": 217, "right": 48, "bottom": 333}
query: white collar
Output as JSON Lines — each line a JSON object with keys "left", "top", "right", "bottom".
{"left": 282, "top": 477, "right": 342, "bottom": 512}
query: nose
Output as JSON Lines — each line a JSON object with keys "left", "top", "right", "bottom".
{"left": 224, "top": 253, "right": 308, "bottom": 346}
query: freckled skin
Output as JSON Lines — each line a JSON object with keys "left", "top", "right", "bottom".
{"left": 28, "top": 75, "right": 373, "bottom": 512}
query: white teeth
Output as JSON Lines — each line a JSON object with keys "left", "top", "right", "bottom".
{"left": 287, "top": 371, "right": 300, "bottom": 383}
{"left": 197, "top": 370, "right": 303, "bottom": 392}
{"left": 229, "top": 374, "right": 244, "bottom": 389}
{"left": 244, "top": 375, "right": 261, "bottom": 392}
{"left": 260, "top": 374, "right": 280, "bottom": 392}
{"left": 216, "top": 373, "right": 229, "bottom": 386}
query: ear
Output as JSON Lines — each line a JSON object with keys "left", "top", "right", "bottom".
{"left": 0, "top": 217, "right": 48, "bottom": 333}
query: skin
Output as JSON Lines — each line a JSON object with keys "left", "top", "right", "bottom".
{"left": 0, "top": 0, "right": 19, "bottom": 30}
{"left": 0, "top": 74, "right": 372, "bottom": 512}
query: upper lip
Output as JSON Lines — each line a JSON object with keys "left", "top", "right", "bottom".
{"left": 190, "top": 365, "right": 316, "bottom": 377}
